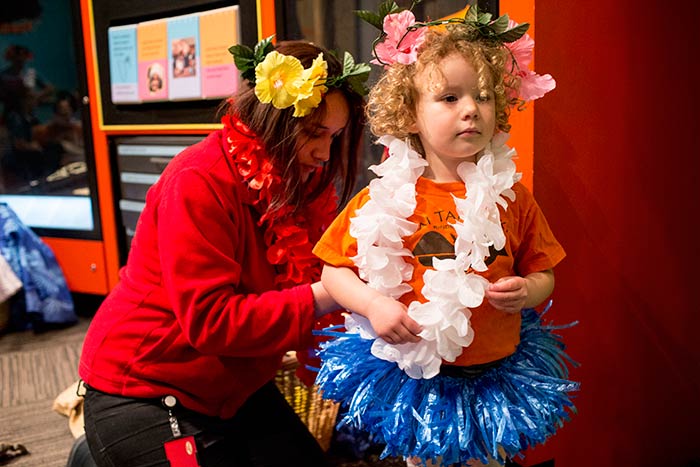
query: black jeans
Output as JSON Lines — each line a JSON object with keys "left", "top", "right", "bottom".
{"left": 83, "top": 381, "right": 330, "bottom": 467}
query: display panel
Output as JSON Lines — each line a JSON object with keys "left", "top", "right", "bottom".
{"left": 92, "top": 0, "right": 257, "bottom": 127}
{"left": 107, "top": 6, "right": 241, "bottom": 105}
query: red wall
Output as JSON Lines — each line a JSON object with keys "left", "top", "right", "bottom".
{"left": 528, "top": 2, "right": 699, "bottom": 466}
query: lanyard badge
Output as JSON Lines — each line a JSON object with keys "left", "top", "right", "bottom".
{"left": 161, "top": 395, "right": 201, "bottom": 467}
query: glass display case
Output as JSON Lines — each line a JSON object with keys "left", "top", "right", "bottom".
{"left": 0, "top": 0, "right": 100, "bottom": 238}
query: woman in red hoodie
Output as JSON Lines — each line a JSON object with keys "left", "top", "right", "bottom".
{"left": 79, "top": 40, "right": 368, "bottom": 467}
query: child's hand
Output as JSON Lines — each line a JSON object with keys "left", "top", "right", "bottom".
{"left": 364, "top": 295, "right": 422, "bottom": 344}
{"left": 485, "top": 276, "right": 528, "bottom": 314}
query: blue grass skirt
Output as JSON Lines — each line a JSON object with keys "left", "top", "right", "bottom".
{"left": 314, "top": 307, "right": 579, "bottom": 465}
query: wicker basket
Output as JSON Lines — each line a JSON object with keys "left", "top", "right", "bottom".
{"left": 274, "top": 351, "right": 339, "bottom": 451}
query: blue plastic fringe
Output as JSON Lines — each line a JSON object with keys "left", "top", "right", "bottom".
{"left": 314, "top": 307, "right": 579, "bottom": 466}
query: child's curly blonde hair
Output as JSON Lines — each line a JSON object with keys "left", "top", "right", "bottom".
{"left": 367, "top": 24, "right": 520, "bottom": 153}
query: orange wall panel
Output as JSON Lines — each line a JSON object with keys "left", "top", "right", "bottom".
{"left": 42, "top": 237, "right": 109, "bottom": 295}
{"left": 500, "top": 0, "right": 535, "bottom": 191}
{"left": 257, "top": 0, "right": 276, "bottom": 41}
{"left": 80, "top": 0, "right": 121, "bottom": 290}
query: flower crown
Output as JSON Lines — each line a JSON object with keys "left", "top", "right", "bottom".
{"left": 356, "top": 1, "right": 555, "bottom": 102}
{"left": 229, "top": 36, "right": 371, "bottom": 117}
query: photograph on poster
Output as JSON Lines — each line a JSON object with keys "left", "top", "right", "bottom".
{"left": 146, "top": 63, "right": 164, "bottom": 93}
{"left": 171, "top": 38, "right": 196, "bottom": 78}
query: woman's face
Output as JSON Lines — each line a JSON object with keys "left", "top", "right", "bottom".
{"left": 295, "top": 91, "right": 349, "bottom": 181}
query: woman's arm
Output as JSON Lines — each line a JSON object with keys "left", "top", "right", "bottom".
{"left": 321, "top": 264, "right": 422, "bottom": 344}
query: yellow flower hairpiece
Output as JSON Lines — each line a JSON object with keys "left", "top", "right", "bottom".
{"left": 254, "top": 51, "right": 308, "bottom": 110}
{"left": 229, "top": 36, "right": 370, "bottom": 117}
{"left": 293, "top": 53, "right": 328, "bottom": 117}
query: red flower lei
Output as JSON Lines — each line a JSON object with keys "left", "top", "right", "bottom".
{"left": 222, "top": 115, "right": 343, "bottom": 384}
{"left": 222, "top": 114, "right": 338, "bottom": 289}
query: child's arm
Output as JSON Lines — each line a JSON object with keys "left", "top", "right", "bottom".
{"left": 310, "top": 281, "right": 339, "bottom": 318}
{"left": 321, "top": 264, "right": 422, "bottom": 344}
{"left": 484, "top": 269, "right": 555, "bottom": 314}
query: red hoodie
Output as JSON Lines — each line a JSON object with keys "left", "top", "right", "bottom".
{"left": 79, "top": 128, "right": 318, "bottom": 419}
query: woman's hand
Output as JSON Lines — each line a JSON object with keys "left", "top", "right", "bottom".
{"left": 363, "top": 295, "right": 422, "bottom": 344}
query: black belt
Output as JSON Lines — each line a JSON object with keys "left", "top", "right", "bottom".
{"left": 439, "top": 358, "right": 506, "bottom": 378}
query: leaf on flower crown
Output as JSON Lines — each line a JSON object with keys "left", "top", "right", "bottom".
{"left": 464, "top": 6, "right": 529, "bottom": 43}
{"left": 325, "top": 52, "right": 371, "bottom": 97}
{"left": 229, "top": 35, "right": 275, "bottom": 82}
{"left": 354, "top": 0, "right": 407, "bottom": 31}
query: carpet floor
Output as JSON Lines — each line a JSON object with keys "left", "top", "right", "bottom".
{"left": 0, "top": 317, "right": 90, "bottom": 467}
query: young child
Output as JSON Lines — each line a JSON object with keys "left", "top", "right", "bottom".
{"left": 313, "top": 6, "right": 578, "bottom": 467}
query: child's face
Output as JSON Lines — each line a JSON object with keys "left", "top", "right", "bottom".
{"left": 295, "top": 91, "right": 350, "bottom": 181}
{"left": 149, "top": 74, "right": 162, "bottom": 92}
{"left": 410, "top": 53, "right": 496, "bottom": 175}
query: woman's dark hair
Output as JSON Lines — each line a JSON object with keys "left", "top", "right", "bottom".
{"left": 221, "top": 40, "right": 365, "bottom": 214}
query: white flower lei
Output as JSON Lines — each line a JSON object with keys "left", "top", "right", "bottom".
{"left": 346, "top": 133, "right": 521, "bottom": 379}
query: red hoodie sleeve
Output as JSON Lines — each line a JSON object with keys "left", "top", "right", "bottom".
{"left": 155, "top": 165, "right": 317, "bottom": 357}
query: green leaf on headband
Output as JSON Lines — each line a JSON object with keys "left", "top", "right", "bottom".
{"left": 378, "top": 1, "right": 403, "bottom": 19}
{"left": 325, "top": 52, "right": 371, "bottom": 96}
{"left": 228, "top": 44, "right": 255, "bottom": 81}
{"left": 340, "top": 52, "right": 357, "bottom": 75}
{"left": 342, "top": 52, "right": 371, "bottom": 96}
{"left": 354, "top": 0, "right": 406, "bottom": 31}
{"left": 463, "top": 5, "right": 529, "bottom": 44}
{"left": 347, "top": 76, "right": 369, "bottom": 96}
{"left": 253, "top": 36, "right": 275, "bottom": 61}
{"left": 228, "top": 43, "right": 253, "bottom": 62}
{"left": 354, "top": 10, "right": 384, "bottom": 30}
{"left": 465, "top": 5, "right": 486, "bottom": 24}
{"left": 497, "top": 22, "right": 529, "bottom": 42}
{"left": 498, "top": 23, "right": 530, "bottom": 42}
{"left": 490, "top": 14, "right": 510, "bottom": 34}
{"left": 229, "top": 35, "right": 275, "bottom": 82}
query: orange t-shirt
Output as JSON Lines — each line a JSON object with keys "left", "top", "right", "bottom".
{"left": 313, "top": 177, "right": 566, "bottom": 366}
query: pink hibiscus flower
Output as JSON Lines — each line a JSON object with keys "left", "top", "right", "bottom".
{"left": 505, "top": 20, "right": 556, "bottom": 101}
{"left": 373, "top": 10, "right": 426, "bottom": 67}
